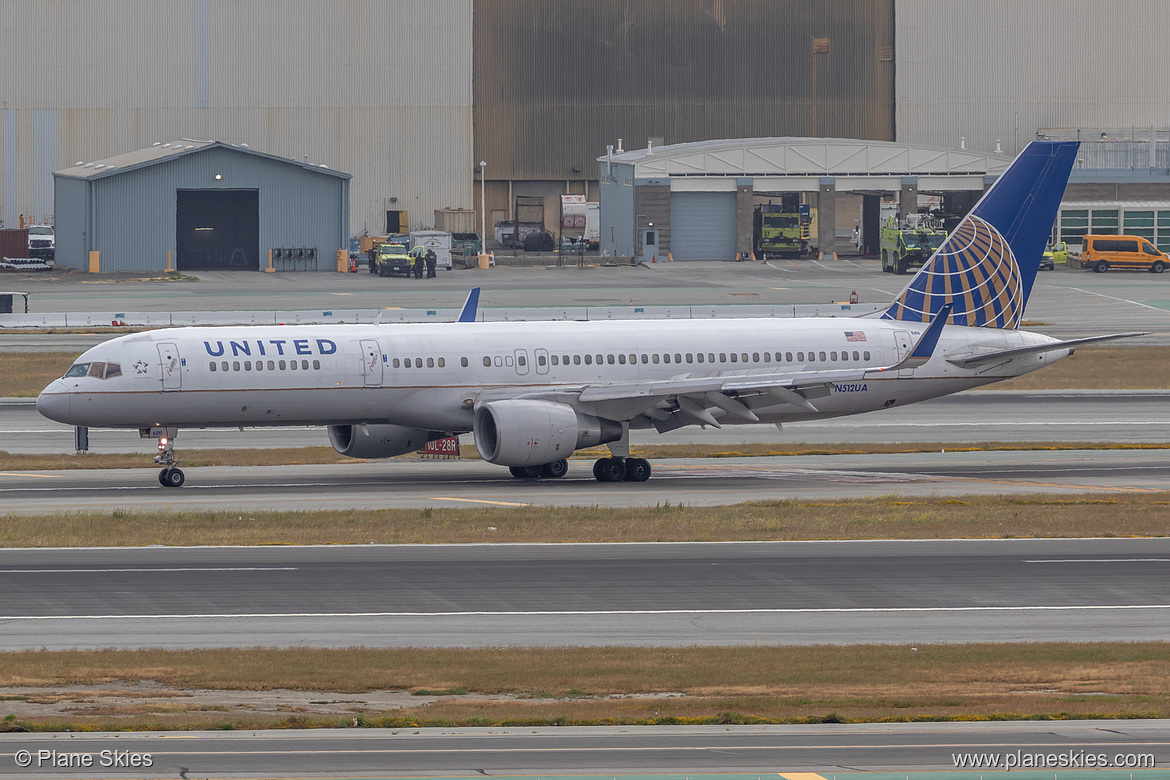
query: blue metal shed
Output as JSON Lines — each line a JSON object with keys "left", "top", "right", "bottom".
{"left": 53, "top": 140, "right": 351, "bottom": 272}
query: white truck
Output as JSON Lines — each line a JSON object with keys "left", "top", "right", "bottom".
{"left": 27, "top": 225, "right": 54, "bottom": 260}
{"left": 409, "top": 230, "right": 453, "bottom": 270}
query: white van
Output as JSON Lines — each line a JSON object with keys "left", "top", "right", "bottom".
{"left": 409, "top": 230, "right": 453, "bottom": 270}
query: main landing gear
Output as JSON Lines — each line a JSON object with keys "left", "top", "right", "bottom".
{"left": 592, "top": 457, "right": 651, "bottom": 483}
{"left": 507, "top": 456, "right": 652, "bottom": 482}
{"left": 154, "top": 435, "right": 185, "bottom": 487}
{"left": 509, "top": 459, "right": 570, "bottom": 479}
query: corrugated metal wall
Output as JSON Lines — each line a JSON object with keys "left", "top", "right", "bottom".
{"left": 895, "top": 0, "right": 1170, "bottom": 155}
{"left": 474, "top": 0, "right": 896, "bottom": 181}
{"left": 670, "top": 192, "right": 736, "bottom": 261}
{"left": 56, "top": 147, "right": 347, "bottom": 272}
{"left": 1, "top": 0, "right": 471, "bottom": 234}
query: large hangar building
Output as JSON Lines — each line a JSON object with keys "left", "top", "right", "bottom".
{"left": 3, "top": 0, "right": 1170, "bottom": 263}
{"left": 598, "top": 138, "right": 1009, "bottom": 261}
{"left": 54, "top": 141, "right": 350, "bottom": 272}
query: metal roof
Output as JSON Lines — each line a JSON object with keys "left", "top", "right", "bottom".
{"left": 601, "top": 137, "right": 1012, "bottom": 179}
{"left": 55, "top": 140, "right": 351, "bottom": 181}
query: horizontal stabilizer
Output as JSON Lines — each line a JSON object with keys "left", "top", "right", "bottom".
{"left": 946, "top": 332, "right": 1148, "bottom": 368}
{"left": 868, "top": 302, "right": 952, "bottom": 374}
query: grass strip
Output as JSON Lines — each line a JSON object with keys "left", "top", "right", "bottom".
{"left": 2, "top": 493, "right": 1168, "bottom": 547}
{"left": 1, "top": 642, "right": 1167, "bottom": 731}
{"left": 4, "top": 441, "right": 1170, "bottom": 472}
{"left": 4, "top": 345, "right": 1170, "bottom": 397}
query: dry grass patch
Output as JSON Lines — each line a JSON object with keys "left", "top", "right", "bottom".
{"left": 1, "top": 492, "right": 1168, "bottom": 547}
{"left": 1, "top": 643, "right": 1167, "bottom": 729}
{"left": 994, "top": 345, "right": 1170, "bottom": 390}
{"left": 0, "top": 352, "right": 79, "bottom": 397}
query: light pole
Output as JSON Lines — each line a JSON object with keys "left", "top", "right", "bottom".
{"left": 479, "top": 161, "right": 487, "bottom": 262}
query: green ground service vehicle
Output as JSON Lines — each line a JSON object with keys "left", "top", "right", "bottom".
{"left": 754, "top": 205, "right": 804, "bottom": 259}
{"left": 880, "top": 214, "right": 947, "bottom": 274}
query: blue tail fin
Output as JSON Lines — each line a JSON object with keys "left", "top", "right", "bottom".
{"left": 458, "top": 287, "right": 481, "bottom": 322}
{"left": 883, "top": 140, "right": 1079, "bottom": 328}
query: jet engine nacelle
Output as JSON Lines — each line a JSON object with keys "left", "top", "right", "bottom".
{"left": 473, "top": 400, "right": 622, "bottom": 467}
{"left": 328, "top": 424, "right": 441, "bottom": 459}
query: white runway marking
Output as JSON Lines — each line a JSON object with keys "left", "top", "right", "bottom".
{"left": 0, "top": 567, "right": 299, "bottom": 574}
{"left": 6, "top": 604, "right": 1169, "bottom": 620}
{"left": 1024, "top": 559, "right": 1170, "bottom": 564}
{"left": 1065, "top": 286, "right": 1170, "bottom": 314}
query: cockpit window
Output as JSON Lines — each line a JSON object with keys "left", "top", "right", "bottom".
{"left": 65, "top": 362, "right": 121, "bottom": 379}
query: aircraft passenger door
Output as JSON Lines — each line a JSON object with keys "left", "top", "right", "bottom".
{"left": 514, "top": 349, "right": 529, "bottom": 376}
{"left": 360, "top": 339, "right": 383, "bottom": 387}
{"left": 534, "top": 348, "right": 549, "bottom": 375}
{"left": 157, "top": 342, "right": 181, "bottom": 390}
{"left": 893, "top": 330, "right": 913, "bottom": 377}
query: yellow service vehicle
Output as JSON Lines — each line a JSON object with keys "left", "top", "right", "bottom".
{"left": 1080, "top": 234, "right": 1167, "bottom": 274}
{"left": 373, "top": 241, "right": 412, "bottom": 277}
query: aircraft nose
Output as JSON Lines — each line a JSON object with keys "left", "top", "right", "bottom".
{"left": 36, "top": 383, "right": 72, "bottom": 423}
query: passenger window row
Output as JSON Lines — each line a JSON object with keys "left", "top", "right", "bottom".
{"left": 210, "top": 359, "right": 321, "bottom": 372}
{"left": 397, "top": 350, "right": 877, "bottom": 370}
{"left": 536, "top": 350, "right": 873, "bottom": 367}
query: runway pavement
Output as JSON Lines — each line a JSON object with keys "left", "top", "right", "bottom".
{"left": 0, "top": 720, "right": 1166, "bottom": 778}
{"left": 0, "top": 446, "right": 1167, "bottom": 514}
{"left": 2, "top": 538, "right": 1168, "bottom": 650}
{"left": 4, "top": 390, "right": 1170, "bottom": 454}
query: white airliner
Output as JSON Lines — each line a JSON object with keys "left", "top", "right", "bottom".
{"left": 38, "top": 140, "right": 1139, "bottom": 487}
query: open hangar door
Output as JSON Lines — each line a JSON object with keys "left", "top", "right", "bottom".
{"left": 176, "top": 190, "right": 259, "bottom": 271}
{"left": 670, "top": 192, "right": 736, "bottom": 261}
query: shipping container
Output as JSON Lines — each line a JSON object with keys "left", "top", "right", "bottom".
{"left": 434, "top": 209, "right": 477, "bottom": 234}
{"left": 0, "top": 229, "right": 30, "bottom": 259}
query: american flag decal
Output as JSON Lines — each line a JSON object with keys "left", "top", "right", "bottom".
{"left": 844, "top": 331, "right": 867, "bottom": 342}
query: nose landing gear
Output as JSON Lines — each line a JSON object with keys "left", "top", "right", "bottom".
{"left": 153, "top": 434, "right": 185, "bottom": 487}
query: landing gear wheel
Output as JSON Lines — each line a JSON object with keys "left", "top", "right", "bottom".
{"left": 593, "top": 457, "right": 627, "bottom": 482}
{"left": 159, "top": 468, "right": 185, "bottom": 487}
{"left": 623, "top": 458, "right": 652, "bottom": 482}
{"left": 520, "top": 465, "right": 543, "bottom": 479}
{"left": 540, "top": 459, "right": 569, "bottom": 478}
{"left": 509, "top": 466, "right": 527, "bottom": 478}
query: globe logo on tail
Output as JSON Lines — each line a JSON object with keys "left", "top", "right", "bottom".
{"left": 884, "top": 215, "right": 1024, "bottom": 329}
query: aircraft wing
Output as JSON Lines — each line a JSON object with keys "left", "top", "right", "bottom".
{"left": 946, "top": 332, "right": 1147, "bottom": 368}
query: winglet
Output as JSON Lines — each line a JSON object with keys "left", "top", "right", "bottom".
{"left": 871, "top": 302, "right": 952, "bottom": 373}
{"left": 458, "top": 287, "right": 481, "bottom": 322}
